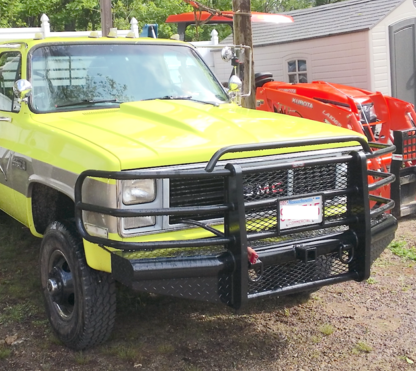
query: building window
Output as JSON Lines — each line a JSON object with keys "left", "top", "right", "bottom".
{"left": 287, "top": 59, "right": 307, "bottom": 83}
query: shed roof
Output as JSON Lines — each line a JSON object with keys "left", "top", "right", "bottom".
{"left": 224, "top": 0, "right": 406, "bottom": 46}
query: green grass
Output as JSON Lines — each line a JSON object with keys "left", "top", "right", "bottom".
{"left": 32, "top": 319, "right": 49, "bottom": 327}
{"left": 47, "top": 333, "right": 62, "bottom": 346}
{"left": 74, "top": 351, "right": 90, "bottom": 365}
{"left": 0, "top": 302, "right": 39, "bottom": 324}
{"left": 388, "top": 240, "right": 416, "bottom": 261}
{"left": 318, "top": 324, "right": 335, "bottom": 336}
{"left": 102, "top": 344, "right": 143, "bottom": 362}
{"left": 183, "top": 366, "right": 204, "bottom": 371}
{"left": 353, "top": 341, "right": 372, "bottom": 353}
{"left": 310, "top": 335, "right": 321, "bottom": 344}
{"left": 0, "top": 212, "right": 44, "bottom": 331}
{"left": 0, "top": 346, "right": 11, "bottom": 360}
{"left": 157, "top": 343, "right": 175, "bottom": 354}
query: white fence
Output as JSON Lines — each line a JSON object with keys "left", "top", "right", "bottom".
{"left": 0, "top": 14, "right": 222, "bottom": 77}
{"left": 0, "top": 14, "right": 138, "bottom": 40}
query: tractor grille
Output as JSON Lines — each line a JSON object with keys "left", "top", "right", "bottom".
{"left": 400, "top": 129, "right": 416, "bottom": 161}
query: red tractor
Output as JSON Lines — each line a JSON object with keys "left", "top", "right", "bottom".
{"left": 166, "top": 9, "right": 407, "bottom": 217}
{"left": 256, "top": 75, "right": 416, "bottom": 218}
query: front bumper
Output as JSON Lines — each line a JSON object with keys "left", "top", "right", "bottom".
{"left": 75, "top": 136, "right": 396, "bottom": 309}
{"left": 108, "top": 214, "right": 396, "bottom": 307}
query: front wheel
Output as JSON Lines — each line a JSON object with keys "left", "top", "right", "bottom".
{"left": 40, "top": 221, "right": 116, "bottom": 350}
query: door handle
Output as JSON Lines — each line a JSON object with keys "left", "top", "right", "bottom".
{"left": 0, "top": 117, "right": 11, "bottom": 122}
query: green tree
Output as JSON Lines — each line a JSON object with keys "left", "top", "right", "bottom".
{"left": 0, "top": 0, "right": 22, "bottom": 27}
{"left": 251, "top": 0, "right": 313, "bottom": 12}
{"left": 0, "top": 0, "right": 347, "bottom": 34}
{"left": 315, "top": 0, "right": 345, "bottom": 5}
{"left": 112, "top": 0, "right": 192, "bottom": 39}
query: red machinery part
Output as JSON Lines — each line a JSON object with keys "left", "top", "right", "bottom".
{"left": 255, "top": 77, "right": 416, "bottom": 217}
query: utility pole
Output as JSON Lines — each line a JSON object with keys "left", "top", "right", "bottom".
{"left": 100, "top": 0, "right": 112, "bottom": 36}
{"left": 232, "top": 0, "right": 256, "bottom": 109}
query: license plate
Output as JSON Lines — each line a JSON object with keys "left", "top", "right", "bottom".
{"left": 279, "top": 195, "right": 322, "bottom": 230}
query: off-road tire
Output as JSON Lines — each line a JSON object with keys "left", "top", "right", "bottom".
{"left": 40, "top": 221, "right": 116, "bottom": 350}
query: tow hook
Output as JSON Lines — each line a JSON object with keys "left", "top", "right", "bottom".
{"left": 248, "top": 247, "right": 263, "bottom": 282}
{"left": 338, "top": 243, "right": 355, "bottom": 264}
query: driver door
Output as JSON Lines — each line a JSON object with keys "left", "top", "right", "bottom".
{"left": 0, "top": 50, "right": 22, "bottom": 215}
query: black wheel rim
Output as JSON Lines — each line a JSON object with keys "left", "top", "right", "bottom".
{"left": 46, "top": 249, "right": 75, "bottom": 320}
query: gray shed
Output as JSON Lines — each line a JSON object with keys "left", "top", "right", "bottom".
{"left": 214, "top": 0, "right": 416, "bottom": 105}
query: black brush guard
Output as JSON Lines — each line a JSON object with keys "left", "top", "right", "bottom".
{"left": 75, "top": 136, "right": 397, "bottom": 309}
{"left": 391, "top": 129, "right": 416, "bottom": 218}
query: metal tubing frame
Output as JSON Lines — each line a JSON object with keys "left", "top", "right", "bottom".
{"left": 75, "top": 136, "right": 395, "bottom": 251}
{"left": 73, "top": 137, "right": 396, "bottom": 307}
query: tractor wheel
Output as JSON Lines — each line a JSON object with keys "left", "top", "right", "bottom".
{"left": 255, "top": 72, "right": 274, "bottom": 88}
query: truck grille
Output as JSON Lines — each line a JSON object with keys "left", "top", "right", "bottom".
{"left": 169, "top": 163, "right": 348, "bottom": 228}
{"left": 169, "top": 177, "right": 225, "bottom": 223}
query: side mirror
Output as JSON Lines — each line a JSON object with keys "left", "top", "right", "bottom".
{"left": 221, "top": 47, "right": 234, "bottom": 62}
{"left": 227, "top": 75, "right": 242, "bottom": 104}
{"left": 228, "top": 75, "right": 242, "bottom": 92}
{"left": 13, "top": 79, "right": 32, "bottom": 102}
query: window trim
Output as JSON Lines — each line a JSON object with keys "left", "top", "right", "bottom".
{"left": 285, "top": 57, "right": 309, "bottom": 84}
{"left": 0, "top": 50, "right": 22, "bottom": 113}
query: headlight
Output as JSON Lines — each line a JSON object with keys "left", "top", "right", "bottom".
{"left": 122, "top": 179, "right": 156, "bottom": 205}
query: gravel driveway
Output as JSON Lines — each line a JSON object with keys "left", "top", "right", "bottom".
{"left": 0, "top": 213, "right": 415, "bottom": 370}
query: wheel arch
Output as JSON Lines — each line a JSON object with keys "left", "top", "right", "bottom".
{"left": 28, "top": 180, "right": 75, "bottom": 236}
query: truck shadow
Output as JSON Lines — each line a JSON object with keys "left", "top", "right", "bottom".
{"left": 110, "top": 285, "right": 315, "bottom": 368}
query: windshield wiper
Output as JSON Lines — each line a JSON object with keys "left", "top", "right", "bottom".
{"left": 142, "top": 95, "right": 191, "bottom": 101}
{"left": 142, "top": 96, "right": 219, "bottom": 107}
{"left": 55, "top": 99, "right": 121, "bottom": 108}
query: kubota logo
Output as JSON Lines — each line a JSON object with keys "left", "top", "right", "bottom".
{"left": 292, "top": 98, "right": 313, "bottom": 108}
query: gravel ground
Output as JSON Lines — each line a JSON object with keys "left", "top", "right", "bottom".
{"left": 0, "top": 213, "right": 415, "bottom": 370}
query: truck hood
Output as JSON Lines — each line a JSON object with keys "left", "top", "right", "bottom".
{"left": 34, "top": 100, "right": 363, "bottom": 170}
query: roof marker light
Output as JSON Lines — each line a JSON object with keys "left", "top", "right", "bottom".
{"left": 107, "top": 28, "right": 118, "bottom": 38}
{"left": 34, "top": 32, "right": 44, "bottom": 40}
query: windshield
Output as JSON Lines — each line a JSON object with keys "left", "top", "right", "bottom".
{"left": 29, "top": 43, "right": 229, "bottom": 112}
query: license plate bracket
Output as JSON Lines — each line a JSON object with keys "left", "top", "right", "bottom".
{"left": 278, "top": 195, "right": 323, "bottom": 230}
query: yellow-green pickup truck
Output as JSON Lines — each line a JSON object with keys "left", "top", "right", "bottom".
{"left": 0, "top": 33, "right": 396, "bottom": 350}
